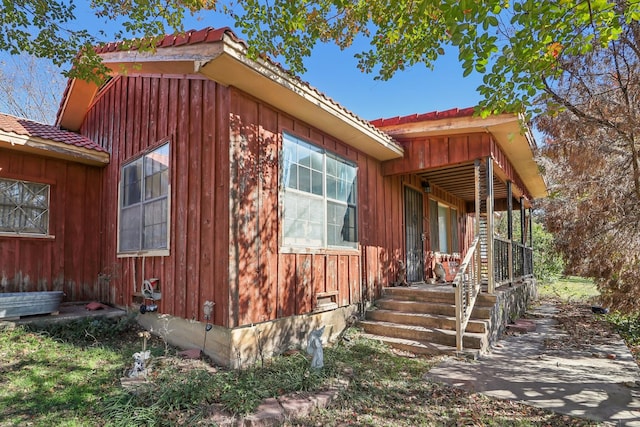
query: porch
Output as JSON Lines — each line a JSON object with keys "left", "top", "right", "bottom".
{"left": 370, "top": 109, "right": 545, "bottom": 354}
{"left": 359, "top": 278, "right": 537, "bottom": 356}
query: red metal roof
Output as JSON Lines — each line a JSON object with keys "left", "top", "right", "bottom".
{"left": 0, "top": 113, "right": 106, "bottom": 152}
{"left": 370, "top": 107, "right": 476, "bottom": 127}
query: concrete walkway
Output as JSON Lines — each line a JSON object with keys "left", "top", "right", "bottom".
{"left": 425, "top": 304, "right": 640, "bottom": 426}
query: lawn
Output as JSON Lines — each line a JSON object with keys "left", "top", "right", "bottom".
{"left": 537, "top": 276, "right": 600, "bottom": 303}
{"left": 0, "top": 281, "right": 622, "bottom": 426}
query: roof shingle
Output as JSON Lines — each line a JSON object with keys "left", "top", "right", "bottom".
{"left": 93, "top": 27, "right": 244, "bottom": 54}
{"left": 370, "top": 107, "right": 477, "bottom": 127}
{"left": 0, "top": 113, "right": 106, "bottom": 152}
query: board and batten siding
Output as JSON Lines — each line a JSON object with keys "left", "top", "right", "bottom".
{"left": 81, "top": 75, "right": 232, "bottom": 327}
{"left": 0, "top": 148, "right": 104, "bottom": 300}
{"left": 81, "top": 75, "right": 410, "bottom": 329}
{"left": 228, "top": 89, "right": 409, "bottom": 327}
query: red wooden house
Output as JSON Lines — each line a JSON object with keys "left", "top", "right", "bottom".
{"left": 0, "top": 27, "right": 546, "bottom": 366}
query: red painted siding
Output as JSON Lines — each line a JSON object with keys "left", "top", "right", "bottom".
{"left": 0, "top": 148, "right": 104, "bottom": 300}
{"left": 227, "top": 89, "right": 411, "bottom": 327}
{"left": 81, "top": 75, "right": 463, "bottom": 329}
{"left": 81, "top": 75, "right": 231, "bottom": 326}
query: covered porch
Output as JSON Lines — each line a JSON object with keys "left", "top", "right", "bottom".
{"left": 372, "top": 108, "right": 547, "bottom": 352}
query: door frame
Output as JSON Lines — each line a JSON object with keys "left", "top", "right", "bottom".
{"left": 404, "top": 185, "right": 425, "bottom": 283}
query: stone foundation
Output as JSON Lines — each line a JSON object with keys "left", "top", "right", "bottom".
{"left": 487, "top": 278, "right": 538, "bottom": 347}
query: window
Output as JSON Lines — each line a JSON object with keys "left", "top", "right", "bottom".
{"left": 282, "top": 133, "right": 357, "bottom": 249}
{"left": 429, "top": 199, "right": 458, "bottom": 253}
{"left": 0, "top": 178, "right": 50, "bottom": 235}
{"left": 119, "top": 143, "right": 170, "bottom": 253}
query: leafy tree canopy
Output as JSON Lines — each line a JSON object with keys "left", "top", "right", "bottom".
{"left": 2, "top": 0, "right": 640, "bottom": 115}
{"left": 536, "top": 17, "right": 640, "bottom": 311}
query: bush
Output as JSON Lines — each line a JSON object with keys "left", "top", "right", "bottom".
{"left": 532, "top": 220, "right": 564, "bottom": 284}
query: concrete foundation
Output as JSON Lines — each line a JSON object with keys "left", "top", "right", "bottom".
{"left": 136, "top": 305, "right": 358, "bottom": 368}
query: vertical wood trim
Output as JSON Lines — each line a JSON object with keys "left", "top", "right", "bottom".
{"left": 198, "top": 80, "right": 214, "bottom": 320}
{"left": 187, "top": 79, "right": 203, "bottom": 320}
{"left": 215, "top": 85, "right": 231, "bottom": 327}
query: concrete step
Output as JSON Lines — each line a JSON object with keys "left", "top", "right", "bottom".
{"left": 383, "top": 286, "right": 497, "bottom": 306}
{"left": 375, "top": 298, "right": 493, "bottom": 319}
{"left": 358, "top": 320, "right": 487, "bottom": 351}
{"left": 359, "top": 333, "right": 457, "bottom": 356}
{"left": 366, "top": 309, "right": 488, "bottom": 334}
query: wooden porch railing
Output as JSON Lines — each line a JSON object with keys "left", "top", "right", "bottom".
{"left": 453, "top": 236, "right": 481, "bottom": 352}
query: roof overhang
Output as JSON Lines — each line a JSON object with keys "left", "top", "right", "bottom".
{"left": 58, "top": 34, "right": 404, "bottom": 162}
{"left": 380, "top": 113, "right": 548, "bottom": 199}
{"left": 0, "top": 131, "right": 110, "bottom": 166}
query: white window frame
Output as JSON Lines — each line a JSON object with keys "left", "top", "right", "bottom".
{"left": 281, "top": 133, "right": 358, "bottom": 250}
{"left": 117, "top": 142, "right": 171, "bottom": 256}
{"left": 0, "top": 178, "right": 51, "bottom": 237}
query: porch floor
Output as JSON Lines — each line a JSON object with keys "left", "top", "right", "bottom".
{"left": 1, "top": 301, "right": 128, "bottom": 326}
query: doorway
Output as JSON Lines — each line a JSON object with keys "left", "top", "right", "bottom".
{"left": 404, "top": 186, "right": 424, "bottom": 282}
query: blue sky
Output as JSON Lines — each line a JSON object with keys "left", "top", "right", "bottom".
{"left": 77, "top": 5, "right": 484, "bottom": 122}
{"left": 188, "top": 11, "right": 484, "bottom": 121}
{"left": 0, "top": 5, "right": 483, "bottom": 124}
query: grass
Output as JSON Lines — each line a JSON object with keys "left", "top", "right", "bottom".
{"left": 0, "top": 313, "right": 603, "bottom": 427}
{"left": 537, "top": 276, "right": 600, "bottom": 303}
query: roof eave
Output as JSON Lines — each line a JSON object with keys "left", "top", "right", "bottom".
{"left": 197, "top": 35, "right": 403, "bottom": 161}
{"left": 379, "top": 113, "right": 548, "bottom": 199}
{"left": 58, "top": 34, "right": 404, "bottom": 162}
{"left": 0, "top": 132, "right": 110, "bottom": 166}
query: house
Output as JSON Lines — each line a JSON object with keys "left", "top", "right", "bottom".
{"left": 0, "top": 114, "right": 109, "bottom": 300}
{"left": 0, "top": 27, "right": 546, "bottom": 366}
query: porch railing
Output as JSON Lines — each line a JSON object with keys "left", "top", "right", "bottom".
{"left": 453, "top": 235, "right": 481, "bottom": 352}
{"left": 512, "top": 242, "right": 534, "bottom": 278}
{"left": 494, "top": 238, "right": 534, "bottom": 285}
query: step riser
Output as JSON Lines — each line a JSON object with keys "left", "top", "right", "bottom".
{"left": 382, "top": 340, "right": 442, "bottom": 356}
{"left": 360, "top": 322, "right": 484, "bottom": 349}
{"left": 376, "top": 300, "right": 493, "bottom": 319}
{"left": 383, "top": 288, "right": 497, "bottom": 306}
{"left": 366, "top": 311, "right": 487, "bottom": 334}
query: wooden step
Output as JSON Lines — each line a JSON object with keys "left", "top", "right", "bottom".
{"left": 358, "top": 320, "right": 488, "bottom": 351}
{"left": 366, "top": 309, "right": 488, "bottom": 334}
{"left": 375, "top": 298, "right": 493, "bottom": 319}
{"left": 382, "top": 286, "right": 497, "bottom": 306}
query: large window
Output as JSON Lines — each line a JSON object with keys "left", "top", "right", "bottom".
{"left": 429, "top": 199, "right": 459, "bottom": 254}
{"left": 119, "top": 143, "right": 170, "bottom": 254}
{"left": 0, "top": 178, "right": 50, "bottom": 235}
{"left": 282, "top": 133, "right": 357, "bottom": 249}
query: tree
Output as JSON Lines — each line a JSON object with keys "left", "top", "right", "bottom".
{"left": 2, "top": 0, "right": 639, "bottom": 115}
{"left": 0, "top": 54, "right": 66, "bottom": 124}
{"left": 535, "top": 18, "right": 640, "bottom": 311}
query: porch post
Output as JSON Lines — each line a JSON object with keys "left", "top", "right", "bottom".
{"left": 474, "top": 160, "right": 481, "bottom": 288}
{"left": 506, "top": 180, "right": 513, "bottom": 285}
{"left": 486, "top": 157, "right": 495, "bottom": 294}
{"left": 528, "top": 208, "right": 533, "bottom": 247}
{"left": 528, "top": 207, "right": 534, "bottom": 276}
{"left": 520, "top": 196, "right": 526, "bottom": 276}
